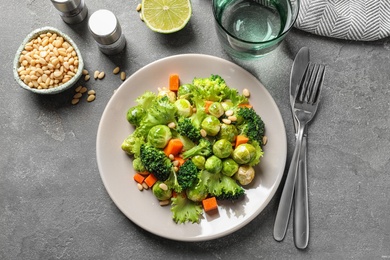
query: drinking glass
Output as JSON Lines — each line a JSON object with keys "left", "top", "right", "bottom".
{"left": 212, "top": 0, "right": 300, "bottom": 59}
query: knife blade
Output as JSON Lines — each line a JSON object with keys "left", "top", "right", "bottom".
{"left": 273, "top": 47, "right": 310, "bottom": 242}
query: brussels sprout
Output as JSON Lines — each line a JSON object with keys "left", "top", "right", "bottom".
{"left": 191, "top": 155, "right": 206, "bottom": 169}
{"left": 222, "top": 158, "right": 239, "bottom": 177}
{"left": 213, "top": 139, "right": 233, "bottom": 159}
{"left": 147, "top": 125, "right": 172, "bottom": 148}
{"left": 205, "top": 155, "right": 222, "bottom": 174}
{"left": 177, "top": 84, "right": 194, "bottom": 99}
{"left": 126, "top": 106, "right": 146, "bottom": 127}
{"left": 152, "top": 181, "right": 172, "bottom": 200}
{"left": 186, "top": 182, "right": 208, "bottom": 202}
{"left": 132, "top": 158, "right": 145, "bottom": 172}
{"left": 201, "top": 115, "right": 220, "bottom": 136}
{"left": 235, "top": 165, "right": 255, "bottom": 185}
{"left": 221, "top": 100, "right": 234, "bottom": 111}
{"left": 218, "top": 124, "right": 238, "bottom": 142}
{"left": 208, "top": 102, "right": 224, "bottom": 118}
{"left": 175, "top": 99, "right": 193, "bottom": 117}
{"left": 232, "top": 143, "right": 256, "bottom": 164}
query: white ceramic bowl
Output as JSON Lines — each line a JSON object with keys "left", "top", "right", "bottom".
{"left": 13, "top": 26, "right": 84, "bottom": 94}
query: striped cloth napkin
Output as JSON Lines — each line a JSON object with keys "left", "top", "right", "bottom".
{"left": 295, "top": 0, "right": 390, "bottom": 41}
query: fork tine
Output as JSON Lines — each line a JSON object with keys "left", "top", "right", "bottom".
{"left": 308, "top": 64, "right": 325, "bottom": 104}
{"left": 297, "top": 63, "right": 313, "bottom": 102}
{"left": 297, "top": 63, "right": 325, "bottom": 105}
{"left": 304, "top": 64, "right": 319, "bottom": 103}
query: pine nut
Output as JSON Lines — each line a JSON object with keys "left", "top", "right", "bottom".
{"left": 243, "top": 88, "right": 250, "bottom": 97}
{"left": 87, "top": 94, "right": 96, "bottom": 102}
{"left": 73, "top": 92, "right": 82, "bottom": 99}
{"left": 168, "top": 122, "right": 176, "bottom": 129}
{"left": 173, "top": 160, "right": 179, "bottom": 167}
{"left": 94, "top": 70, "right": 99, "bottom": 79}
{"left": 71, "top": 98, "right": 79, "bottom": 105}
{"left": 84, "top": 74, "right": 90, "bottom": 81}
{"left": 113, "top": 66, "right": 120, "bottom": 74}
{"left": 263, "top": 136, "right": 268, "bottom": 145}
{"left": 159, "top": 199, "right": 170, "bottom": 206}
{"left": 82, "top": 69, "right": 89, "bottom": 75}
{"left": 228, "top": 115, "right": 237, "bottom": 121}
{"left": 137, "top": 183, "right": 143, "bottom": 191}
{"left": 200, "top": 129, "right": 207, "bottom": 137}
{"left": 120, "top": 71, "right": 126, "bottom": 81}
{"left": 168, "top": 154, "right": 175, "bottom": 160}
{"left": 225, "top": 110, "right": 234, "bottom": 116}
{"left": 136, "top": 3, "right": 142, "bottom": 12}
{"left": 159, "top": 183, "right": 168, "bottom": 191}
{"left": 75, "top": 85, "right": 82, "bottom": 92}
{"left": 98, "top": 71, "right": 105, "bottom": 79}
{"left": 79, "top": 86, "right": 88, "bottom": 93}
{"left": 88, "top": 90, "right": 96, "bottom": 95}
{"left": 222, "top": 118, "right": 231, "bottom": 124}
{"left": 142, "top": 182, "right": 149, "bottom": 190}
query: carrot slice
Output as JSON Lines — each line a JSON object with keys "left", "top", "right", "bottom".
{"left": 144, "top": 173, "right": 158, "bottom": 187}
{"left": 169, "top": 74, "right": 180, "bottom": 91}
{"left": 174, "top": 157, "right": 185, "bottom": 167}
{"left": 164, "top": 138, "right": 184, "bottom": 157}
{"left": 202, "top": 197, "right": 218, "bottom": 212}
{"left": 134, "top": 173, "right": 145, "bottom": 184}
{"left": 235, "top": 135, "right": 249, "bottom": 147}
{"left": 238, "top": 103, "right": 253, "bottom": 109}
{"left": 204, "top": 101, "right": 213, "bottom": 113}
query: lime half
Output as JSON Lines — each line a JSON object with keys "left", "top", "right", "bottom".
{"left": 142, "top": 0, "right": 192, "bottom": 33}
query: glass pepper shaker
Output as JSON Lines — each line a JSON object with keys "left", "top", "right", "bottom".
{"left": 50, "top": 0, "right": 88, "bottom": 24}
{"left": 88, "top": 9, "right": 127, "bottom": 55}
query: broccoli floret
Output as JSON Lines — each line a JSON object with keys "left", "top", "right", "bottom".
{"left": 200, "top": 171, "right": 245, "bottom": 201}
{"left": 177, "top": 117, "right": 201, "bottom": 143}
{"left": 177, "top": 160, "right": 199, "bottom": 190}
{"left": 170, "top": 192, "right": 203, "bottom": 224}
{"left": 235, "top": 107, "right": 265, "bottom": 146}
{"left": 182, "top": 139, "right": 213, "bottom": 159}
{"left": 140, "top": 144, "right": 172, "bottom": 181}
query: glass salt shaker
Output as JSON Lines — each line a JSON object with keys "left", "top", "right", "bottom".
{"left": 50, "top": 0, "right": 88, "bottom": 24}
{"left": 88, "top": 9, "right": 126, "bottom": 55}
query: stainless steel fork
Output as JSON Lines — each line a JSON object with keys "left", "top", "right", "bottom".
{"left": 293, "top": 63, "right": 325, "bottom": 249}
{"left": 274, "top": 63, "right": 326, "bottom": 248}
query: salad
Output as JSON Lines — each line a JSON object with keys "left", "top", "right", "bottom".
{"left": 121, "top": 74, "right": 266, "bottom": 224}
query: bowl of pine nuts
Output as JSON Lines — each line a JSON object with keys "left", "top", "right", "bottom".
{"left": 13, "top": 26, "right": 84, "bottom": 94}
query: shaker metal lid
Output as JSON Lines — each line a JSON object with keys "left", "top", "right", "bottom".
{"left": 51, "top": 0, "right": 81, "bottom": 12}
{"left": 88, "top": 9, "right": 122, "bottom": 45}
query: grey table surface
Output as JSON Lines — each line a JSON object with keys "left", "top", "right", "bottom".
{"left": 1, "top": 0, "right": 389, "bottom": 259}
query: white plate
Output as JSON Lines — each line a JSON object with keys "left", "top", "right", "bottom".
{"left": 96, "top": 54, "right": 287, "bottom": 241}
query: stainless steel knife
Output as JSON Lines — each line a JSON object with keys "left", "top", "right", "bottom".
{"left": 273, "top": 47, "right": 310, "bottom": 242}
